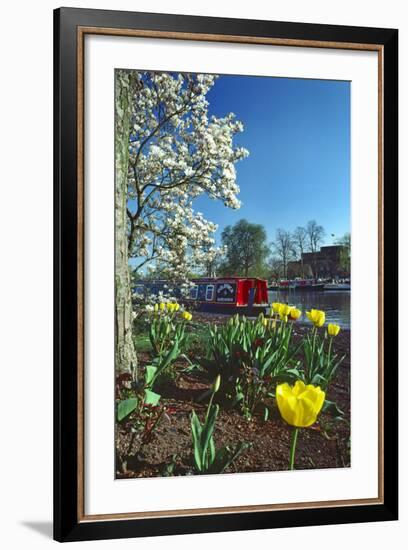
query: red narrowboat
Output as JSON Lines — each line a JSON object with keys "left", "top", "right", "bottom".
{"left": 133, "top": 277, "right": 269, "bottom": 316}
{"left": 188, "top": 277, "right": 269, "bottom": 315}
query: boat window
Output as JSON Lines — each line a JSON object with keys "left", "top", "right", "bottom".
{"left": 190, "top": 286, "right": 198, "bottom": 300}
{"left": 205, "top": 285, "right": 215, "bottom": 301}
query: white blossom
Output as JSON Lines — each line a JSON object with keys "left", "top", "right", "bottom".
{"left": 126, "top": 71, "right": 249, "bottom": 280}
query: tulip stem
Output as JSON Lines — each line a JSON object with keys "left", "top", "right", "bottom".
{"left": 205, "top": 386, "right": 217, "bottom": 423}
{"left": 289, "top": 427, "right": 299, "bottom": 470}
{"left": 327, "top": 336, "right": 333, "bottom": 372}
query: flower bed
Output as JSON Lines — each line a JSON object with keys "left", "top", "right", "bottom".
{"left": 116, "top": 306, "right": 350, "bottom": 477}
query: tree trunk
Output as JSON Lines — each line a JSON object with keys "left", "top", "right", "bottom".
{"left": 115, "top": 70, "right": 137, "bottom": 375}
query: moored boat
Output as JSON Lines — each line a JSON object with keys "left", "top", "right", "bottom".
{"left": 269, "top": 279, "right": 325, "bottom": 291}
{"left": 323, "top": 283, "right": 351, "bottom": 291}
{"left": 134, "top": 277, "right": 269, "bottom": 315}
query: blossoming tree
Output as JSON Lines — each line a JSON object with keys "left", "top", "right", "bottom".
{"left": 115, "top": 69, "right": 248, "bottom": 373}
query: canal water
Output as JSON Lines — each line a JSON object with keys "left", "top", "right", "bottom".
{"left": 267, "top": 290, "right": 351, "bottom": 329}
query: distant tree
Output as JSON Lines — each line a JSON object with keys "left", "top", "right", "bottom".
{"left": 272, "top": 229, "right": 295, "bottom": 279}
{"left": 268, "top": 257, "right": 283, "bottom": 281}
{"left": 220, "top": 219, "right": 269, "bottom": 277}
{"left": 292, "top": 226, "right": 308, "bottom": 277}
{"left": 335, "top": 232, "right": 351, "bottom": 275}
{"left": 306, "top": 220, "right": 325, "bottom": 253}
{"left": 306, "top": 220, "right": 325, "bottom": 277}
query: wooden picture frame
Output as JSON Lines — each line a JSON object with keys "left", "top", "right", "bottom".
{"left": 54, "top": 7, "right": 398, "bottom": 542}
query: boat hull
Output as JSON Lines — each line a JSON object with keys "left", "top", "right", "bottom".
{"left": 268, "top": 283, "right": 325, "bottom": 291}
{"left": 324, "top": 284, "right": 351, "bottom": 291}
{"left": 295, "top": 283, "right": 325, "bottom": 291}
{"left": 196, "top": 303, "right": 267, "bottom": 316}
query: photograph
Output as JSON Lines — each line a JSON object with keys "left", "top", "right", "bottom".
{"left": 115, "top": 69, "right": 351, "bottom": 479}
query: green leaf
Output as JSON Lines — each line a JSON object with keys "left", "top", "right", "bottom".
{"left": 191, "top": 410, "right": 203, "bottom": 442}
{"left": 209, "top": 442, "right": 251, "bottom": 474}
{"left": 157, "top": 340, "right": 180, "bottom": 375}
{"left": 209, "top": 437, "right": 216, "bottom": 464}
{"left": 117, "top": 398, "right": 138, "bottom": 422}
{"left": 144, "top": 389, "right": 161, "bottom": 406}
{"left": 285, "top": 368, "right": 302, "bottom": 376}
{"left": 201, "top": 404, "right": 219, "bottom": 459}
{"left": 322, "top": 399, "right": 344, "bottom": 417}
{"left": 231, "top": 391, "right": 244, "bottom": 407}
{"left": 191, "top": 411, "right": 203, "bottom": 471}
{"left": 311, "top": 373, "right": 327, "bottom": 385}
{"left": 145, "top": 365, "right": 157, "bottom": 386}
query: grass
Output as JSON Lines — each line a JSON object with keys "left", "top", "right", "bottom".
{"left": 134, "top": 332, "right": 152, "bottom": 353}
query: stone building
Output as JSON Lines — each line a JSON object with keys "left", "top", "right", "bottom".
{"left": 302, "top": 245, "right": 349, "bottom": 278}
{"left": 287, "top": 245, "right": 350, "bottom": 279}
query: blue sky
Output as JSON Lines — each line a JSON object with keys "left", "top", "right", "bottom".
{"left": 195, "top": 74, "right": 350, "bottom": 246}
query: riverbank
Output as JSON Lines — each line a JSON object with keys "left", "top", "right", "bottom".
{"left": 116, "top": 315, "right": 350, "bottom": 478}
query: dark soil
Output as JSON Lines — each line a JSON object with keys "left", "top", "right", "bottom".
{"left": 116, "top": 317, "right": 350, "bottom": 478}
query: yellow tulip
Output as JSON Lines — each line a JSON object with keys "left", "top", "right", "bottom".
{"left": 327, "top": 323, "right": 340, "bottom": 337}
{"left": 289, "top": 307, "right": 302, "bottom": 320}
{"left": 306, "top": 309, "right": 325, "bottom": 328}
{"left": 276, "top": 380, "right": 325, "bottom": 428}
{"left": 174, "top": 303, "right": 180, "bottom": 311}
{"left": 154, "top": 303, "right": 159, "bottom": 312}
{"left": 278, "top": 304, "right": 292, "bottom": 317}
{"left": 182, "top": 311, "right": 192, "bottom": 321}
{"left": 271, "top": 302, "right": 281, "bottom": 314}
{"left": 159, "top": 302, "right": 166, "bottom": 311}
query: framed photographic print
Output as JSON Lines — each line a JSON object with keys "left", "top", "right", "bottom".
{"left": 54, "top": 7, "right": 398, "bottom": 542}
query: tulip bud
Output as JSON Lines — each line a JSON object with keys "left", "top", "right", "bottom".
{"left": 289, "top": 308, "right": 302, "bottom": 320}
{"left": 272, "top": 302, "right": 281, "bottom": 314}
{"left": 279, "top": 304, "right": 292, "bottom": 317}
{"left": 327, "top": 323, "right": 341, "bottom": 337}
{"left": 306, "top": 309, "right": 325, "bottom": 328}
{"left": 212, "top": 375, "right": 221, "bottom": 393}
